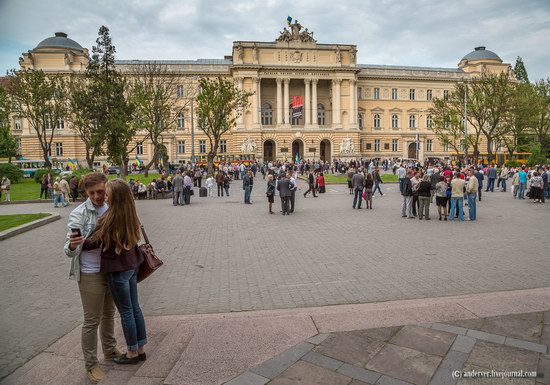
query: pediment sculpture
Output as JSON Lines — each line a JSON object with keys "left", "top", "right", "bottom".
{"left": 276, "top": 20, "right": 316, "bottom": 43}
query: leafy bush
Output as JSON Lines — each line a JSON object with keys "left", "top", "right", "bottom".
{"left": 33, "top": 168, "right": 60, "bottom": 183}
{"left": 0, "top": 163, "right": 24, "bottom": 183}
{"left": 505, "top": 160, "right": 521, "bottom": 168}
{"left": 72, "top": 168, "right": 93, "bottom": 180}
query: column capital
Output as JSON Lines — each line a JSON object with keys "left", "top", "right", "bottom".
{"left": 255, "top": 77, "right": 261, "bottom": 84}
{"left": 332, "top": 78, "right": 342, "bottom": 85}
{"left": 276, "top": 78, "right": 283, "bottom": 84}
{"left": 234, "top": 76, "right": 244, "bottom": 82}
{"left": 304, "top": 78, "right": 311, "bottom": 85}
{"left": 311, "top": 78, "right": 318, "bottom": 85}
{"left": 349, "top": 79, "right": 356, "bottom": 86}
{"left": 283, "top": 78, "right": 290, "bottom": 85}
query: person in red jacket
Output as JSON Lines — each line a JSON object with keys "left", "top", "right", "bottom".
{"left": 317, "top": 172, "right": 326, "bottom": 193}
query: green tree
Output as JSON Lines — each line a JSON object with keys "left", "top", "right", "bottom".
{"left": 67, "top": 74, "right": 105, "bottom": 169}
{"left": 196, "top": 77, "right": 252, "bottom": 173}
{"left": 129, "top": 63, "right": 192, "bottom": 177}
{"left": 0, "top": 85, "right": 19, "bottom": 161}
{"left": 87, "top": 26, "right": 135, "bottom": 178}
{"left": 530, "top": 79, "right": 550, "bottom": 157}
{"left": 430, "top": 99, "right": 466, "bottom": 160}
{"left": 499, "top": 82, "right": 535, "bottom": 159}
{"left": 514, "top": 57, "right": 529, "bottom": 83}
{"left": 7, "top": 69, "right": 67, "bottom": 168}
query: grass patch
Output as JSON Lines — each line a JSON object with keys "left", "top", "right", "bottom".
{"left": 9, "top": 173, "right": 163, "bottom": 202}
{"left": 302, "top": 173, "right": 399, "bottom": 184}
{"left": 0, "top": 213, "right": 51, "bottom": 232}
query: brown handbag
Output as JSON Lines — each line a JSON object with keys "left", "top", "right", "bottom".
{"left": 137, "top": 225, "right": 164, "bottom": 282}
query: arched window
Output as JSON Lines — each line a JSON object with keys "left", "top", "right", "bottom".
{"left": 409, "top": 115, "right": 416, "bottom": 128}
{"left": 373, "top": 114, "right": 381, "bottom": 129}
{"left": 177, "top": 112, "right": 185, "bottom": 129}
{"left": 261, "top": 103, "right": 273, "bottom": 126}
{"left": 317, "top": 104, "right": 326, "bottom": 125}
{"left": 391, "top": 114, "right": 399, "bottom": 128}
{"left": 426, "top": 115, "right": 433, "bottom": 129}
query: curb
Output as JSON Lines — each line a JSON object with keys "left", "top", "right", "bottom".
{"left": 0, "top": 213, "right": 61, "bottom": 241}
{"left": 0, "top": 199, "right": 57, "bottom": 205}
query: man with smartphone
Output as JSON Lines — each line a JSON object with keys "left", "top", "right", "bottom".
{"left": 63, "top": 172, "right": 121, "bottom": 383}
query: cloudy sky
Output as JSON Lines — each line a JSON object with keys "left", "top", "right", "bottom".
{"left": 1, "top": 0, "right": 549, "bottom": 79}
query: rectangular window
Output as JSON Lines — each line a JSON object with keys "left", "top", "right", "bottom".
{"left": 177, "top": 113, "right": 185, "bottom": 129}
{"left": 373, "top": 87, "right": 380, "bottom": 100}
{"left": 55, "top": 142, "right": 63, "bottom": 157}
{"left": 426, "top": 89, "right": 432, "bottom": 101}
{"left": 57, "top": 117, "right": 64, "bottom": 129}
{"left": 443, "top": 141, "right": 449, "bottom": 152}
{"left": 409, "top": 89, "right": 416, "bottom": 100}
{"left": 136, "top": 142, "right": 143, "bottom": 155}
{"left": 199, "top": 140, "right": 206, "bottom": 153}
{"left": 374, "top": 139, "right": 381, "bottom": 152}
{"left": 176, "top": 85, "right": 184, "bottom": 98}
{"left": 392, "top": 139, "right": 398, "bottom": 152}
{"left": 427, "top": 139, "right": 433, "bottom": 152}
{"left": 14, "top": 117, "right": 22, "bottom": 130}
{"left": 357, "top": 87, "right": 362, "bottom": 100}
{"left": 358, "top": 114, "right": 364, "bottom": 129}
{"left": 366, "top": 143, "right": 372, "bottom": 150}
{"left": 220, "top": 139, "right": 227, "bottom": 154}
{"left": 384, "top": 143, "right": 389, "bottom": 150}
{"left": 392, "top": 88, "right": 398, "bottom": 100}
{"left": 45, "top": 115, "right": 52, "bottom": 130}
{"left": 16, "top": 138, "right": 21, "bottom": 149}
{"left": 177, "top": 140, "right": 185, "bottom": 154}
{"left": 444, "top": 90, "right": 449, "bottom": 100}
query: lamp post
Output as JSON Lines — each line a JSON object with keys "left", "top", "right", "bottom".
{"left": 462, "top": 79, "right": 469, "bottom": 166}
{"left": 190, "top": 94, "right": 195, "bottom": 164}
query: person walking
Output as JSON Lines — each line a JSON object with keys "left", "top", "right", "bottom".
{"left": 466, "top": 168, "right": 479, "bottom": 220}
{"left": 266, "top": 174, "right": 275, "bottom": 214}
{"left": 216, "top": 170, "right": 224, "bottom": 197}
{"left": 172, "top": 171, "right": 184, "bottom": 206}
{"left": 435, "top": 175, "right": 448, "bottom": 221}
{"left": 40, "top": 174, "right": 49, "bottom": 199}
{"left": 352, "top": 169, "right": 365, "bottom": 209}
{"left": 410, "top": 172, "right": 421, "bottom": 217}
{"left": 499, "top": 165, "right": 509, "bottom": 192}
{"left": 364, "top": 173, "right": 373, "bottom": 209}
{"left": 449, "top": 173, "right": 465, "bottom": 221}
{"left": 475, "top": 167, "right": 484, "bottom": 201}
{"left": 401, "top": 170, "right": 414, "bottom": 218}
{"left": 317, "top": 172, "right": 326, "bottom": 193}
{"left": 64, "top": 173, "right": 122, "bottom": 383}
{"left": 417, "top": 175, "right": 432, "bottom": 220}
{"left": 86, "top": 179, "right": 147, "bottom": 366}
{"left": 397, "top": 163, "right": 406, "bottom": 193}
{"left": 486, "top": 164, "right": 497, "bottom": 192}
{"left": 303, "top": 170, "right": 317, "bottom": 198}
{"left": 194, "top": 168, "right": 203, "bottom": 188}
{"left": 1, "top": 176, "right": 11, "bottom": 202}
{"left": 529, "top": 171, "right": 544, "bottom": 203}
{"left": 518, "top": 166, "right": 528, "bottom": 199}
{"left": 277, "top": 172, "right": 292, "bottom": 215}
{"left": 223, "top": 173, "right": 230, "bottom": 196}
{"left": 243, "top": 170, "right": 253, "bottom": 204}
{"left": 347, "top": 168, "right": 354, "bottom": 195}
{"left": 60, "top": 176, "right": 71, "bottom": 204}
{"left": 183, "top": 171, "right": 192, "bottom": 205}
{"left": 372, "top": 168, "right": 384, "bottom": 196}
{"left": 53, "top": 177, "right": 68, "bottom": 208}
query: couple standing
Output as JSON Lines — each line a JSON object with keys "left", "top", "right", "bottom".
{"left": 64, "top": 173, "right": 148, "bottom": 383}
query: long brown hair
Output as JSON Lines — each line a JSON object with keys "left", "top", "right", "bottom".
{"left": 90, "top": 179, "right": 141, "bottom": 254}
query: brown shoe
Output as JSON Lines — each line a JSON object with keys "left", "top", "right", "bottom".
{"left": 104, "top": 347, "right": 124, "bottom": 361}
{"left": 87, "top": 366, "right": 105, "bottom": 384}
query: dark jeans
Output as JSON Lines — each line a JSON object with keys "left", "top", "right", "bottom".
{"left": 217, "top": 183, "right": 224, "bottom": 196}
{"left": 486, "top": 178, "right": 495, "bottom": 192}
{"left": 478, "top": 186, "right": 482, "bottom": 201}
{"left": 412, "top": 194, "right": 419, "bottom": 216}
{"left": 500, "top": 179, "right": 507, "bottom": 192}
{"left": 399, "top": 178, "right": 404, "bottom": 194}
{"left": 373, "top": 182, "right": 383, "bottom": 195}
{"left": 183, "top": 186, "right": 191, "bottom": 204}
{"left": 280, "top": 196, "right": 290, "bottom": 214}
{"left": 244, "top": 185, "right": 252, "bottom": 203}
{"left": 304, "top": 183, "right": 316, "bottom": 197}
{"left": 40, "top": 187, "right": 49, "bottom": 199}
{"left": 173, "top": 190, "right": 183, "bottom": 205}
{"left": 107, "top": 267, "right": 147, "bottom": 352}
{"left": 290, "top": 190, "right": 296, "bottom": 212}
{"left": 353, "top": 187, "right": 363, "bottom": 208}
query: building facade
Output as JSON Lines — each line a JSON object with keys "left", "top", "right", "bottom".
{"left": 12, "top": 23, "right": 512, "bottom": 166}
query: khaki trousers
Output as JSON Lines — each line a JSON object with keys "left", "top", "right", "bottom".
{"left": 78, "top": 272, "right": 117, "bottom": 370}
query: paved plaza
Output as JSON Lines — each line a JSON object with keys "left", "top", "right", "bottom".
{"left": 0, "top": 178, "right": 549, "bottom": 381}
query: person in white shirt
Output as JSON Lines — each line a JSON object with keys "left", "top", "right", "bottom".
{"left": 397, "top": 164, "right": 406, "bottom": 194}
{"left": 205, "top": 175, "right": 214, "bottom": 197}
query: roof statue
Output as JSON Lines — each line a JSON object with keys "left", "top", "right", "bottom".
{"left": 276, "top": 20, "right": 316, "bottom": 43}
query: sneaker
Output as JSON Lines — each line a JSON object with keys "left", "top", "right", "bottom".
{"left": 104, "top": 347, "right": 124, "bottom": 361}
{"left": 87, "top": 366, "right": 105, "bottom": 384}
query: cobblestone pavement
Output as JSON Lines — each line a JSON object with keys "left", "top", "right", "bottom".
{"left": 0, "top": 179, "right": 549, "bottom": 379}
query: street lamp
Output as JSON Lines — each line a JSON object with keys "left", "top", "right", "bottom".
{"left": 460, "top": 78, "right": 469, "bottom": 166}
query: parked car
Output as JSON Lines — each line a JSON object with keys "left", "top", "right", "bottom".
{"left": 107, "top": 166, "right": 120, "bottom": 175}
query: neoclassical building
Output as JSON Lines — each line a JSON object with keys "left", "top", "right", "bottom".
{"left": 11, "top": 24, "right": 512, "bottom": 166}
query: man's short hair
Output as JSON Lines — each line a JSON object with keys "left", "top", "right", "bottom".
{"left": 83, "top": 172, "right": 108, "bottom": 190}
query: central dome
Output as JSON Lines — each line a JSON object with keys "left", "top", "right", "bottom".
{"left": 36, "top": 32, "right": 84, "bottom": 51}
{"left": 461, "top": 46, "right": 502, "bottom": 62}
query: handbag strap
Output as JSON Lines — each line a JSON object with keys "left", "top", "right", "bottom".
{"left": 140, "top": 225, "right": 150, "bottom": 244}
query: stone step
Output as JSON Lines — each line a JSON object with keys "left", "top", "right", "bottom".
{"left": 1, "top": 353, "right": 78, "bottom": 385}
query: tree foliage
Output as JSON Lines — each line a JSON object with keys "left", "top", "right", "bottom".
{"left": 430, "top": 98, "right": 465, "bottom": 158}
{"left": 129, "top": 63, "right": 191, "bottom": 176}
{"left": 0, "top": 85, "right": 19, "bottom": 161}
{"left": 530, "top": 79, "right": 550, "bottom": 157}
{"left": 514, "top": 57, "right": 529, "bottom": 83}
{"left": 7, "top": 69, "right": 67, "bottom": 168}
{"left": 196, "top": 77, "right": 252, "bottom": 173}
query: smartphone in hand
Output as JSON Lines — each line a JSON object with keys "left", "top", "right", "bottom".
{"left": 71, "top": 228, "right": 82, "bottom": 237}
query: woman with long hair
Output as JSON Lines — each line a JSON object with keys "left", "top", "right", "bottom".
{"left": 266, "top": 174, "right": 275, "bottom": 214}
{"left": 364, "top": 173, "right": 374, "bottom": 209}
{"left": 87, "top": 179, "right": 147, "bottom": 365}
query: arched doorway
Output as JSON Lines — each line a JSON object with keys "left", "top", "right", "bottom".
{"left": 320, "top": 140, "right": 331, "bottom": 162}
{"left": 292, "top": 139, "right": 304, "bottom": 162}
{"left": 263, "top": 140, "right": 275, "bottom": 162}
{"left": 408, "top": 142, "right": 417, "bottom": 159}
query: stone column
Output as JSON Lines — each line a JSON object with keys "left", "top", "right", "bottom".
{"left": 332, "top": 79, "right": 342, "bottom": 126}
{"left": 276, "top": 78, "right": 283, "bottom": 127}
{"left": 252, "top": 77, "right": 259, "bottom": 125}
{"left": 283, "top": 78, "right": 290, "bottom": 127}
{"left": 311, "top": 79, "right": 318, "bottom": 127}
{"left": 349, "top": 79, "right": 356, "bottom": 126}
{"left": 304, "top": 79, "right": 311, "bottom": 127}
{"left": 256, "top": 78, "right": 262, "bottom": 125}
{"left": 236, "top": 77, "right": 244, "bottom": 125}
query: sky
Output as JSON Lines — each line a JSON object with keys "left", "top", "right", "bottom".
{"left": 0, "top": 0, "right": 549, "bottom": 80}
